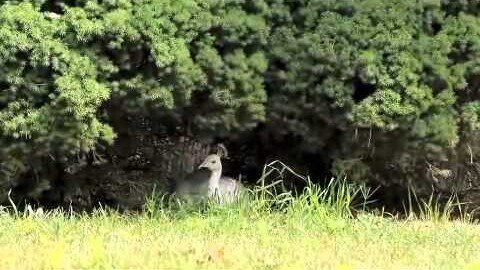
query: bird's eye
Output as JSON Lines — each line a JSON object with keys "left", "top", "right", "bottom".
{"left": 212, "top": 160, "right": 216, "bottom": 164}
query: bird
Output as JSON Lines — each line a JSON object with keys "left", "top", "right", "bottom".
{"left": 175, "top": 154, "right": 243, "bottom": 203}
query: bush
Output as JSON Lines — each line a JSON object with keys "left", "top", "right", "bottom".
{"left": 265, "top": 0, "right": 480, "bottom": 196}
{"left": 3, "top": 0, "right": 480, "bottom": 206}
{"left": 0, "top": 0, "right": 268, "bottom": 202}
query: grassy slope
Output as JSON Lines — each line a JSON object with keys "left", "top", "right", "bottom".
{"left": 0, "top": 199, "right": 479, "bottom": 270}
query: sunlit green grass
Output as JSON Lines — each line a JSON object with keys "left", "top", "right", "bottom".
{"left": 1, "top": 181, "right": 480, "bottom": 270}
{"left": 1, "top": 161, "right": 480, "bottom": 270}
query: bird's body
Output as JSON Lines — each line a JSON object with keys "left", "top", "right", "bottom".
{"left": 215, "top": 176, "right": 243, "bottom": 203}
{"left": 175, "top": 154, "right": 242, "bottom": 203}
{"left": 175, "top": 169, "right": 211, "bottom": 202}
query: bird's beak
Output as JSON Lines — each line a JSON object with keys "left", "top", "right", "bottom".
{"left": 198, "top": 162, "right": 207, "bottom": 169}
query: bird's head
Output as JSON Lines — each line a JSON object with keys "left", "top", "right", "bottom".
{"left": 198, "top": 154, "right": 222, "bottom": 172}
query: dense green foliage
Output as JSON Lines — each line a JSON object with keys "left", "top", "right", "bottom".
{"left": 0, "top": 0, "right": 268, "bottom": 200}
{"left": 2, "top": 0, "right": 480, "bottom": 203}
{"left": 265, "top": 1, "right": 480, "bottom": 194}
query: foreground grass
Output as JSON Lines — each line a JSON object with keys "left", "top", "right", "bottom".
{"left": 0, "top": 198, "right": 479, "bottom": 270}
{"left": 0, "top": 165, "right": 479, "bottom": 270}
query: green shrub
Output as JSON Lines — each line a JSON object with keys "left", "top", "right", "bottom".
{"left": 3, "top": 0, "right": 480, "bottom": 205}
{"left": 0, "top": 0, "right": 268, "bottom": 201}
{"left": 265, "top": 0, "right": 480, "bottom": 196}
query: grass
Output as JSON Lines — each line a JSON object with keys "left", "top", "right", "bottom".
{"left": 0, "top": 162, "right": 480, "bottom": 270}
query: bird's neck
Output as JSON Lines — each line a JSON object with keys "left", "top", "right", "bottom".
{"left": 208, "top": 169, "right": 222, "bottom": 195}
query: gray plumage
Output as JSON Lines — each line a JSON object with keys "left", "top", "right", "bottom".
{"left": 175, "top": 169, "right": 211, "bottom": 202}
{"left": 175, "top": 154, "right": 242, "bottom": 203}
{"left": 215, "top": 176, "right": 243, "bottom": 203}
